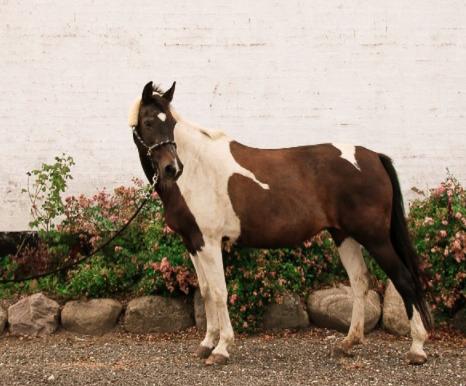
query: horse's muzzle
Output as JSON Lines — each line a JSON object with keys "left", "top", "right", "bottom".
{"left": 164, "top": 160, "right": 183, "bottom": 181}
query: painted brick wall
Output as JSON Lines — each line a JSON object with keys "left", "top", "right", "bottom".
{"left": 1, "top": 1, "right": 465, "bottom": 230}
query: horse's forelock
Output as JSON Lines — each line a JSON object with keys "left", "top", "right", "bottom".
{"left": 128, "top": 98, "right": 141, "bottom": 127}
{"left": 152, "top": 84, "right": 164, "bottom": 96}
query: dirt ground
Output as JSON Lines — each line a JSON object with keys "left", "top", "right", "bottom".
{"left": 0, "top": 327, "right": 464, "bottom": 386}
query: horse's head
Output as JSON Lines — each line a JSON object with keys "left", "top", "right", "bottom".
{"left": 129, "top": 81, "right": 183, "bottom": 184}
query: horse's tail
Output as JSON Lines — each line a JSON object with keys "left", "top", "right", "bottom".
{"left": 379, "top": 154, "right": 433, "bottom": 330}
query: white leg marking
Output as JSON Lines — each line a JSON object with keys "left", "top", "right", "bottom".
{"left": 338, "top": 238, "right": 369, "bottom": 344}
{"left": 196, "top": 240, "right": 234, "bottom": 358}
{"left": 332, "top": 143, "right": 361, "bottom": 171}
{"left": 409, "top": 308, "right": 428, "bottom": 358}
{"left": 191, "top": 254, "right": 219, "bottom": 349}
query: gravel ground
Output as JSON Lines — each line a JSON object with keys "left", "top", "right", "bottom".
{"left": 0, "top": 327, "right": 464, "bottom": 386}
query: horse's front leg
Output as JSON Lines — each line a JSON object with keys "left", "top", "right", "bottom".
{"left": 195, "top": 240, "right": 234, "bottom": 365}
{"left": 190, "top": 253, "right": 219, "bottom": 359}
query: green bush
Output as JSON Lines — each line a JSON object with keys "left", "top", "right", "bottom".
{"left": 408, "top": 175, "right": 465, "bottom": 317}
{"left": 1, "top": 155, "right": 464, "bottom": 332}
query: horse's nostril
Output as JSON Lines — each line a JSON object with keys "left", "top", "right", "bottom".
{"left": 164, "top": 164, "right": 177, "bottom": 178}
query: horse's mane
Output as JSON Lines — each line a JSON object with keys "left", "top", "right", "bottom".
{"left": 169, "top": 108, "right": 227, "bottom": 140}
{"left": 128, "top": 94, "right": 227, "bottom": 141}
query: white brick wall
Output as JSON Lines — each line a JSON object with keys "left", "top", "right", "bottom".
{"left": 1, "top": 0, "right": 465, "bottom": 230}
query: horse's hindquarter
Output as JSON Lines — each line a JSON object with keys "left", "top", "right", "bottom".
{"left": 227, "top": 141, "right": 392, "bottom": 248}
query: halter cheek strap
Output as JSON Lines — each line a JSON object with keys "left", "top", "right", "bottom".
{"left": 131, "top": 126, "right": 177, "bottom": 188}
{"left": 131, "top": 126, "right": 177, "bottom": 156}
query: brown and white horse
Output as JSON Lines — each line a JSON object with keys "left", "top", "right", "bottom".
{"left": 129, "top": 81, "right": 432, "bottom": 366}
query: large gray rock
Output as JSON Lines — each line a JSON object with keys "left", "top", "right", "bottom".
{"left": 382, "top": 280, "right": 410, "bottom": 336}
{"left": 8, "top": 293, "right": 59, "bottom": 336}
{"left": 307, "top": 285, "right": 381, "bottom": 333}
{"left": 193, "top": 289, "right": 207, "bottom": 331}
{"left": 124, "top": 296, "right": 194, "bottom": 333}
{"left": 263, "top": 292, "right": 309, "bottom": 329}
{"left": 61, "top": 299, "right": 122, "bottom": 336}
{"left": 0, "top": 306, "right": 7, "bottom": 333}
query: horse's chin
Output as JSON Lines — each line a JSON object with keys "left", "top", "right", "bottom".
{"left": 157, "top": 178, "right": 176, "bottom": 192}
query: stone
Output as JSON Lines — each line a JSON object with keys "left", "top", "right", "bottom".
{"left": 61, "top": 299, "right": 123, "bottom": 336}
{"left": 382, "top": 280, "right": 410, "bottom": 336}
{"left": 451, "top": 307, "right": 466, "bottom": 334}
{"left": 194, "top": 288, "right": 207, "bottom": 331}
{"left": 307, "top": 285, "right": 381, "bottom": 333}
{"left": 124, "top": 296, "right": 194, "bottom": 333}
{"left": 8, "top": 293, "right": 59, "bottom": 336}
{"left": 0, "top": 306, "right": 7, "bottom": 333}
{"left": 262, "top": 292, "right": 309, "bottom": 329}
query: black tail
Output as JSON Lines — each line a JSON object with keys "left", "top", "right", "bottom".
{"left": 379, "top": 154, "right": 433, "bottom": 330}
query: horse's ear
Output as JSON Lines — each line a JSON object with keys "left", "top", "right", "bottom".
{"left": 163, "top": 81, "right": 176, "bottom": 102}
{"left": 142, "top": 81, "right": 153, "bottom": 104}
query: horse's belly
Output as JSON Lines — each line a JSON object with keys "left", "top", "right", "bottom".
{"left": 227, "top": 174, "right": 327, "bottom": 248}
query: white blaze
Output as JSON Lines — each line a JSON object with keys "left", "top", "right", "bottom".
{"left": 157, "top": 112, "right": 167, "bottom": 122}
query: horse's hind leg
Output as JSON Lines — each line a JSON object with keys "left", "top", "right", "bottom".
{"left": 365, "top": 240, "right": 428, "bottom": 364}
{"left": 335, "top": 236, "right": 370, "bottom": 355}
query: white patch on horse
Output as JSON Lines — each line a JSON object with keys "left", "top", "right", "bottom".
{"left": 409, "top": 308, "right": 428, "bottom": 359}
{"left": 332, "top": 143, "right": 361, "bottom": 171}
{"left": 338, "top": 238, "right": 369, "bottom": 343}
{"left": 170, "top": 109, "right": 269, "bottom": 243}
{"left": 157, "top": 112, "right": 167, "bottom": 122}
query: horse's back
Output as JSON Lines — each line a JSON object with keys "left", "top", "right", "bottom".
{"left": 227, "top": 141, "right": 392, "bottom": 248}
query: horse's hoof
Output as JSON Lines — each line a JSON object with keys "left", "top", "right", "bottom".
{"left": 205, "top": 353, "right": 228, "bottom": 366}
{"left": 195, "top": 345, "right": 214, "bottom": 359}
{"left": 333, "top": 341, "right": 354, "bottom": 357}
{"left": 407, "top": 351, "right": 427, "bottom": 365}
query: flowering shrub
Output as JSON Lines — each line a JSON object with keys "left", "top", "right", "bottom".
{"left": 224, "top": 234, "right": 346, "bottom": 332}
{"left": 1, "top": 155, "right": 464, "bottom": 331}
{"left": 408, "top": 175, "right": 466, "bottom": 317}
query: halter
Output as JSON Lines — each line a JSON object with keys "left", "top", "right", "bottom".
{"left": 131, "top": 125, "right": 177, "bottom": 189}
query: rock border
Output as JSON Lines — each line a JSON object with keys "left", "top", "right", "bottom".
{"left": 0, "top": 284, "right": 442, "bottom": 337}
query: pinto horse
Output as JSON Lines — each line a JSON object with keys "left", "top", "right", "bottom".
{"left": 128, "top": 81, "right": 432, "bottom": 366}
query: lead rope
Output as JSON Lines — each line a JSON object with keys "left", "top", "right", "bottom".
{"left": 0, "top": 129, "right": 161, "bottom": 285}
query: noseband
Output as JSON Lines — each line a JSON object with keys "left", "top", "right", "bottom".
{"left": 131, "top": 125, "right": 177, "bottom": 188}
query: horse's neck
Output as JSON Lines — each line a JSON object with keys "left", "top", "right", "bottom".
{"left": 173, "top": 115, "right": 229, "bottom": 172}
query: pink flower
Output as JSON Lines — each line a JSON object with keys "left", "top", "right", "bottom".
{"left": 451, "top": 239, "right": 462, "bottom": 251}
{"left": 162, "top": 225, "right": 174, "bottom": 235}
{"left": 439, "top": 230, "right": 447, "bottom": 238}
{"left": 303, "top": 240, "right": 313, "bottom": 248}
{"left": 114, "top": 245, "right": 123, "bottom": 253}
{"left": 423, "top": 217, "right": 434, "bottom": 226}
{"left": 229, "top": 294, "right": 238, "bottom": 305}
{"left": 433, "top": 185, "right": 446, "bottom": 197}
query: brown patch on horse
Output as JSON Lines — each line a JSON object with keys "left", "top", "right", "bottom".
{"left": 157, "top": 184, "right": 205, "bottom": 254}
{"left": 227, "top": 142, "right": 392, "bottom": 248}
{"left": 137, "top": 147, "right": 204, "bottom": 254}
